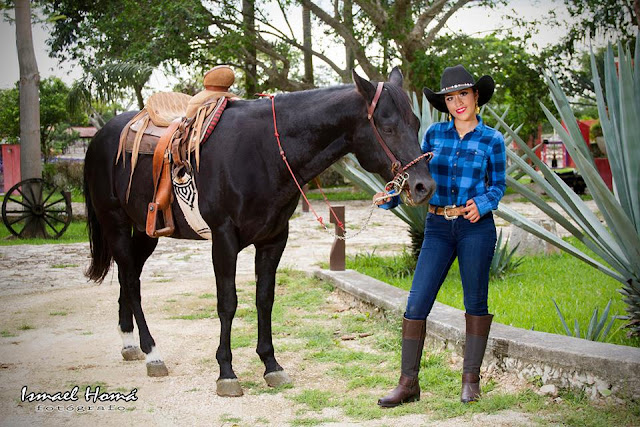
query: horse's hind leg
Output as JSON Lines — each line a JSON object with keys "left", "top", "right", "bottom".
{"left": 108, "top": 222, "right": 167, "bottom": 377}
{"left": 255, "top": 229, "right": 292, "bottom": 388}
{"left": 119, "top": 230, "right": 158, "bottom": 362}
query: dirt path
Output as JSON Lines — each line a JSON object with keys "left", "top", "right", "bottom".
{"left": 0, "top": 200, "right": 596, "bottom": 426}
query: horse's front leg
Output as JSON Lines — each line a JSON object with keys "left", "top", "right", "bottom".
{"left": 212, "top": 225, "right": 242, "bottom": 397}
{"left": 255, "top": 228, "right": 292, "bottom": 388}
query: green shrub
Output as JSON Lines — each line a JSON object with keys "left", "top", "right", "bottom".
{"left": 43, "top": 161, "right": 84, "bottom": 192}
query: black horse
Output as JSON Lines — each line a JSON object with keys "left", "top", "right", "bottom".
{"left": 83, "top": 68, "right": 435, "bottom": 396}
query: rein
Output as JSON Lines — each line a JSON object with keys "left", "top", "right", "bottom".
{"left": 258, "top": 86, "right": 431, "bottom": 239}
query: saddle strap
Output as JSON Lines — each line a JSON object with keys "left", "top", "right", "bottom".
{"left": 117, "top": 109, "right": 148, "bottom": 168}
{"left": 125, "top": 114, "right": 150, "bottom": 201}
{"left": 145, "top": 120, "right": 181, "bottom": 238}
{"left": 152, "top": 120, "right": 181, "bottom": 194}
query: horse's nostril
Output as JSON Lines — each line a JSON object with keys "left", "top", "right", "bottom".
{"left": 414, "top": 182, "right": 427, "bottom": 194}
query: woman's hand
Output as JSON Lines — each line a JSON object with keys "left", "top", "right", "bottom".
{"left": 373, "top": 192, "right": 391, "bottom": 206}
{"left": 462, "top": 199, "right": 480, "bottom": 223}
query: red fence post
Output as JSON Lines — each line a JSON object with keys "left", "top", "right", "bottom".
{"left": 329, "top": 205, "right": 345, "bottom": 271}
{"left": 2, "top": 144, "right": 21, "bottom": 194}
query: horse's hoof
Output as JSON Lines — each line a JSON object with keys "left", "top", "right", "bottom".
{"left": 216, "top": 379, "right": 243, "bottom": 397}
{"left": 146, "top": 361, "right": 169, "bottom": 377}
{"left": 264, "top": 370, "right": 292, "bottom": 388}
{"left": 121, "top": 346, "right": 145, "bottom": 361}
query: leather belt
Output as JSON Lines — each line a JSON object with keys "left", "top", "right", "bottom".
{"left": 429, "top": 205, "right": 464, "bottom": 220}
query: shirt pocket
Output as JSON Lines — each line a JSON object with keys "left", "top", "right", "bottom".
{"left": 464, "top": 149, "right": 486, "bottom": 170}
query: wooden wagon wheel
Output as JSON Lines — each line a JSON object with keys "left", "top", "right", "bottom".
{"left": 1, "top": 178, "right": 72, "bottom": 239}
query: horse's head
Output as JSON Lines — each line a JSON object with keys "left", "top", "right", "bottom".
{"left": 351, "top": 67, "right": 435, "bottom": 205}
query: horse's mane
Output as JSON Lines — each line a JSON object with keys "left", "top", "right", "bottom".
{"left": 274, "top": 82, "right": 415, "bottom": 123}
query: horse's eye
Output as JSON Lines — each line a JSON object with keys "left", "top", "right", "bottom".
{"left": 381, "top": 127, "right": 393, "bottom": 134}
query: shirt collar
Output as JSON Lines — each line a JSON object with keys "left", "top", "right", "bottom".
{"left": 445, "top": 115, "right": 485, "bottom": 133}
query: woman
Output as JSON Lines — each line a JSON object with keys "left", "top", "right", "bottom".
{"left": 376, "top": 64, "right": 506, "bottom": 406}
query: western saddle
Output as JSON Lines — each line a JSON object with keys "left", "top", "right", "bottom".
{"left": 117, "top": 65, "right": 237, "bottom": 238}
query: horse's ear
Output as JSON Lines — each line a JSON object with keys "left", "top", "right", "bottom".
{"left": 388, "top": 66, "right": 403, "bottom": 87}
{"left": 352, "top": 69, "right": 376, "bottom": 104}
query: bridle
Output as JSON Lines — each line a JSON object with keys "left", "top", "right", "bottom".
{"left": 367, "top": 82, "right": 433, "bottom": 203}
{"left": 258, "top": 84, "right": 432, "bottom": 239}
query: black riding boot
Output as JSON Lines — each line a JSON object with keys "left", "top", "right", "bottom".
{"left": 461, "top": 313, "right": 493, "bottom": 403}
{"left": 378, "top": 317, "right": 426, "bottom": 408}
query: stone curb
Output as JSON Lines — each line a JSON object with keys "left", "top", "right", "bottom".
{"left": 315, "top": 269, "right": 640, "bottom": 400}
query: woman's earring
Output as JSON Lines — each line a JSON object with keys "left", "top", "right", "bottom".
{"left": 448, "top": 113, "right": 452, "bottom": 121}
{"left": 475, "top": 103, "right": 480, "bottom": 114}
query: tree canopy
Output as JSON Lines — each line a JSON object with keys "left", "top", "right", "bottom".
{"left": 0, "top": 77, "right": 87, "bottom": 162}
{"left": 37, "top": 0, "right": 572, "bottom": 139}
{"left": 411, "top": 34, "right": 549, "bottom": 139}
{"left": 42, "top": 0, "right": 508, "bottom": 93}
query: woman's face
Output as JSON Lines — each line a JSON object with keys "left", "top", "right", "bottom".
{"left": 444, "top": 89, "right": 479, "bottom": 122}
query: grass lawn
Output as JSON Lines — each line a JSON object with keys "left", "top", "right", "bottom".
{"left": 267, "top": 270, "right": 639, "bottom": 424}
{"left": 167, "top": 269, "right": 640, "bottom": 425}
{"left": 346, "top": 237, "right": 640, "bottom": 348}
{"left": 305, "top": 188, "right": 371, "bottom": 201}
{"left": 0, "top": 220, "right": 88, "bottom": 245}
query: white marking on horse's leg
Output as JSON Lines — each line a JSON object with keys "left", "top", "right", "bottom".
{"left": 145, "top": 346, "right": 164, "bottom": 363}
{"left": 118, "top": 326, "right": 137, "bottom": 348}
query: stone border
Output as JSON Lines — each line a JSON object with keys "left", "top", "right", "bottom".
{"left": 315, "top": 269, "right": 640, "bottom": 399}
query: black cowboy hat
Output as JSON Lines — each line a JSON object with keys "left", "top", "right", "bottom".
{"left": 423, "top": 65, "right": 495, "bottom": 113}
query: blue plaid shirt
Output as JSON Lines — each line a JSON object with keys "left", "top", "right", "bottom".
{"left": 422, "top": 116, "right": 506, "bottom": 216}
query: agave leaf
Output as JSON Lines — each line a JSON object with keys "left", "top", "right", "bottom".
{"left": 594, "top": 299, "right": 613, "bottom": 340}
{"left": 544, "top": 72, "right": 593, "bottom": 164}
{"left": 586, "top": 308, "right": 598, "bottom": 340}
{"left": 495, "top": 205, "right": 626, "bottom": 283}
{"left": 491, "top": 107, "right": 616, "bottom": 248}
{"left": 600, "top": 316, "right": 618, "bottom": 342}
{"left": 540, "top": 89, "right": 640, "bottom": 274}
{"left": 574, "top": 319, "right": 580, "bottom": 339}
{"left": 539, "top": 102, "right": 638, "bottom": 261}
{"left": 553, "top": 299, "right": 572, "bottom": 336}
{"left": 491, "top": 230, "right": 503, "bottom": 273}
{"left": 503, "top": 149, "right": 629, "bottom": 273}
{"left": 616, "top": 41, "right": 640, "bottom": 230}
{"left": 635, "top": 35, "right": 640, "bottom": 92}
{"left": 594, "top": 48, "right": 628, "bottom": 209}
{"left": 495, "top": 104, "right": 636, "bottom": 276}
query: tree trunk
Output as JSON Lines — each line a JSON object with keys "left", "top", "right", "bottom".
{"left": 15, "top": 0, "right": 46, "bottom": 238}
{"left": 134, "top": 84, "right": 144, "bottom": 110}
{"left": 634, "top": 0, "right": 640, "bottom": 27}
{"left": 343, "top": 0, "right": 355, "bottom": 82}
{"left": 302, "top": 4, "right": 314, "bottom": 86}
{"left": 15, "top": 0, "right": 41, "bottom": 181}
{"left": 242, "top": 0, "right": 257, "bottom": 94}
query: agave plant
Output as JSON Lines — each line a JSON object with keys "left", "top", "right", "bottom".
{"left": 490, "top": 229, "right": 524, "bottom": 280}
{"left": 489, "top": 35, "right": 640, "bottom": 336}
{"left": 552, "top": 298, "right": 621, "bottom": 342}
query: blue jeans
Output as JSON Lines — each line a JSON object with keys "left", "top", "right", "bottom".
{"left": 405, "top": 212, "right": 497, "bottom": 320}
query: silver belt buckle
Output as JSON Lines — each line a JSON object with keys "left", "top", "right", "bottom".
{"left": 443, "top": 205, "right": 458, "bottom": 220}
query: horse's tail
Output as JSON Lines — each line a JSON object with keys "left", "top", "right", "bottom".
{"left": 84, "top": 170, "right": 113, "bottom": 283}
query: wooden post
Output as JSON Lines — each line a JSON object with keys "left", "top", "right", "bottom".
{"left": 329, "top": 206, "right": 345, "bottom": 271}
{"left": 302, "top": 184, "right": 309, "bottom": 212}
